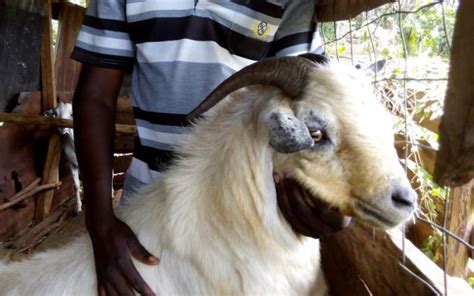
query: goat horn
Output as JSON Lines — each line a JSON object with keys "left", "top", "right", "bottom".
{"left": 298, "top": 53, "right": 329, "bottom": 65}
{"left": 186, "top": 56, "right": 321, "bottom": 121}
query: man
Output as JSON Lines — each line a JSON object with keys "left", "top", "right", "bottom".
{"left": 72, "top": 0, "right": 392, "bottom": 294}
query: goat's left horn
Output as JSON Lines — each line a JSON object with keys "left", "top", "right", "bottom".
{"left": 186, "top": 55, "right": 324, "bottom": 121}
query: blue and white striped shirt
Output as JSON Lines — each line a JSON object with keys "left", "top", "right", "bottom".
{"left": 72, "top": 0, "right": 323, "bottom": 193}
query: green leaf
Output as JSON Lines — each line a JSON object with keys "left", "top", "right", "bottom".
{"left": 424, "top": 249, "right": 434, "bottom": 260}
{"left": 337, "top": 44, "right": 346, "bottom": 55}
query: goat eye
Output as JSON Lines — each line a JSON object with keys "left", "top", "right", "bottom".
{"left": 309, "top": 128, "right": 325, "bottom": 143}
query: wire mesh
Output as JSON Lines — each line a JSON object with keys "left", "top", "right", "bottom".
{"left": 319, "top": 1, "right": 473, "bottom": 294}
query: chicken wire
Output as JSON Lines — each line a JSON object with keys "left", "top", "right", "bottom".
{"left": 318, "top": 1, "right": 473, "bottom": 295}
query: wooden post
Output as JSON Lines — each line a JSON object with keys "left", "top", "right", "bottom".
{"left": 35, "top": 134, "right": 62, "bottom": 221}
{"left": 55, "top": 2, "right": 85, "bottom": 94}
{"left": 35, "top": 0, "right": 59, "bottom": 221}
{"left": 446, "top": 180, "right": 474, "bottom": 278}
{"left": 40, "top": 0, "right": 56, "bottom": 111}
{"left": 434, "top": 0, "right": 474, "bottom": 186}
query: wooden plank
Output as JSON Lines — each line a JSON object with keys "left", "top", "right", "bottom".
{"left": 40, "top": 0, "right": 56, "bottom": 111}
{"left": 315, "top": 0, "right": 395, "bottom": 22}
{"left": 117, "top": 96, "right": 133, "bottom": 113}
{"left": 55, "top": 2, "right": 85, "bottom": 94}
{"left": 113, "top": 174, "right": 126, "bottom": 191}
{"left": 116, "top": 96, "right": 135, "bottom": 124}
{"left": 320, "top": 224, "right": 473, "bottom": 295}
{"left": 0, "top": 112, "right": 137, "bottom": 135}
{"left": 321, "top": 224, "right": 431, "bottom": 296}
{"left": 413, "top": 112, "right": 441, "bottom": 135}
{"left": 395, "top": 135, "right": 436, "bottom": 175}
{"left": 389, "top": 229, "right": 474, "bottom": 295}
{"left": 113, "top": 154, "right": 132, "bottom": 174}
{"left": 114, "top": 134, "right": 134, "bottom": 153}
{"left": 34, "top": 133, "right": 62, "bottom": 221}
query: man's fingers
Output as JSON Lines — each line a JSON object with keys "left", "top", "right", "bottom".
{"left": 310, "top": 195, "right": 352, "bottom": 230}
{"left": 276, "top": 179, "right": 315, "bottom": 236}
{"left": 122, "top": 258, "right": 156, "bottom": 296}
{"left": 275, "top": 177, "right": 291, "bottom": 213}
{"left": 129, "top": 239, "right": 160, "bottom": 265}
{"left": 104, "top": 282, "right": 119, "bottom": 296}
{"left": 273, "top": 172, "right": 281, "bottom": 184}
{"left": 319, "top": 211, "right": 352, "bottom": 231}
{"left": 285, "top": 179, "right": 314, "bottom": 218}
{"left": 278, "top": 177, "right": 347, "bottom": 238}
{"left": 109, "top": 272, "right": 135, "bottom": 296}
{"left": 98, "top": 284, "right": 107, "bottom": 296}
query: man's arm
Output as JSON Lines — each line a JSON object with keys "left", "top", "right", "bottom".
{"left": 73, "top": 64, "right": 158, "bottom": 296}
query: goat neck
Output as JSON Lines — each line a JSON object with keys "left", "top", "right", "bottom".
{"left": 166, "top": 87, "right": 296, "bottom": 250}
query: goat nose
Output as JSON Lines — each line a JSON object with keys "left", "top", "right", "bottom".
{"left": 391, "top": 187, "right": 417, "bottom": 209}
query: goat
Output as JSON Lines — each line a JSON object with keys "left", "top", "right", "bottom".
{"left": 45, "top": 102, "right": 82, "bottom": 213}
{"left": 0, "top": 55, "right": 416, "bottom": 295}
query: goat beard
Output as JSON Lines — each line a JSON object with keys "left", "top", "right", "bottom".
{"left": 276, "top": 178, "right": 351, "bottom": 239}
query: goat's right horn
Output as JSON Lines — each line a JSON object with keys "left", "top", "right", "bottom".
{"left": 186, "top": 56, "right": 320, "bottom": 122}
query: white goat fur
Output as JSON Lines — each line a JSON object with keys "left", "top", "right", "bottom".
{"left": 55, "top": 102, "right": 82, "bottom": 213}
{"left": 0, "top": 62, "right": 410, "bottom": 295}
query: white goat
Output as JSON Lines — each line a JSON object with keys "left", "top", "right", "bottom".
{"left": 0, "top": 55, "right": 416, "bottom": 295}
{"left": 45, "top": 102, "right": 82, "bottom": 213}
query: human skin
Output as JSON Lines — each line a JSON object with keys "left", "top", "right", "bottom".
{"left": 73, "top": 65, "right": 158, "bottom": 296}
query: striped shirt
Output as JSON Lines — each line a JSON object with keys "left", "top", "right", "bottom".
{"left": 72, "top": 0, "right": 323, "bottom": 195}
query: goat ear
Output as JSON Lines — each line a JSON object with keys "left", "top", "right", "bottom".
{"left": 265, "top": 109, "right": 314, "bottom": 154}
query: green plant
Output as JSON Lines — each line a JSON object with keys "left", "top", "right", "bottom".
{"left": 422, "top": 234, "right": 443, "bottom": 262}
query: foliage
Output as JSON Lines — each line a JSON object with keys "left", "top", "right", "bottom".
{"left": 422, "top": 234, "right": 442, "bottom": 263}
{"left": 321, "top": 1, "right": 456, "bottom": 61}
{"left": 400, "top": 3, "right": 456, "bottom": 58}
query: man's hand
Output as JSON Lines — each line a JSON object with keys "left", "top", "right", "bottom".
{"left": 275, "top": 174, "right": 351, "bottom": 238}
{"left": 89, "top": 216, "right": 159, "bottom": 296}
{"left": 74, "top": 64, "right": 159, "bottom": 295}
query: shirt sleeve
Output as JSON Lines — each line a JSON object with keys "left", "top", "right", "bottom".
{"left": 71, "top": 0, "right": 135, "bottom": 71}
{"left": 270, "top": 0, "right": 324, "bottom": 57}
